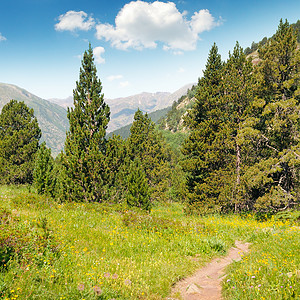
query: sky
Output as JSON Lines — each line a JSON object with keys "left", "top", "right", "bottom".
{"left": 0, "top": 0, "right": 299, "bottom": 100}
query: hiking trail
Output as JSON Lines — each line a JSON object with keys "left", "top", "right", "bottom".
{"left": 169, "top": 241, "right": 251, "bottom": 300}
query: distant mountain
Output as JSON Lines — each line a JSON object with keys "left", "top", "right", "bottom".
{"left": 108, "top": 106, "right": 172, "bottom": 139}
{"left": 48, "top": 96, "right": 73, "bottom": 109}
{"left": 0, "top": 83, "right": 68, "bottom": 157}
{"left": 49, "top": 83, "right": 195, "bottom": 133}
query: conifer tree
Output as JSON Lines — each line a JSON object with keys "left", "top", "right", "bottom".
{"left": 241, "top": 19, "right": 300, "bottom": 211}
{"left": 181, "top": 44, "right": 229, "bottom": 211}
{"left": 222, "top": 42, "right": 255, "bottom": 210}
{"left": 0, "top": 100, "right": 41, "bottom": 184}
{"left": 104, "top": 134, "right": 129, "bottom": 201}
{"left": 33, "top": 142, "right": 55, "bottom": 196}
{"left": 127, "top": 109, "right": 172, "bottom": 201}
{"left": 126, "top": 158, "right": 151, "bottom": 211}
{"left": 61, "top": 44, "right": 110, "bottom": 202}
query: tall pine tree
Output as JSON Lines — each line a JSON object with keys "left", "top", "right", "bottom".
{"left": 181, "top": 44, "right": 229, "bottom": 212}
{"left": 60, "top": 44, "right": 110, "bottom": 202}
{"left": 241, "top": 19, "right": 300, "bottom": 212}
{"left": 222, "top": 42, "right": 255, "bottom": 211}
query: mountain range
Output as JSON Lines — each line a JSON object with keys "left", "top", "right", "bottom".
{"left": 0, "top": 82, "right": 193, "bottom": 156}
{"left": 48, "top": 83, "right": 194, "bottom": 133}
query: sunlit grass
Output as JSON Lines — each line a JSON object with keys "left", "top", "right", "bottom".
{"left": 0, "top": 185, "right": 299, "bottom": 299}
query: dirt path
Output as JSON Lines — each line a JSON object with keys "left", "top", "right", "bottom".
{"left": 169, "top": 241, "right": 251, "bottom": 300}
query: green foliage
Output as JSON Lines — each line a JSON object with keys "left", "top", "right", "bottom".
{"left": 126, "top": 158, "right": 151, "bottom": 211}
{"left": 127, "top": 109, "right": 173, "bottom": 201}
{"left": 182, "top": 20, "right": 299, "bottom": 214}
{"left": 0, "top": 100, "right": 41, "bottom": 184}
{"left": 60, "top": 44, "right": 110, "bottom": 202}
{"left": 33, "top": 142, "right": 55, "bottom": 196}
{"left": 241, "top": 19, "right": 300, "bottom": 212}
{"left": 182, "top": 43, "right": 233, "bottom": 211}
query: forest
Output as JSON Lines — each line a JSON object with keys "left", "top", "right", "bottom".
{"left": 1, "top": 19, "right": 298, "bottom": 215}
{"left": 0, "top": 19, "right": 299, "bottom": 299}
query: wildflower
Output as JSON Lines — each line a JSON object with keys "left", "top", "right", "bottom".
{"left": 93, "top": 286, "right": 102, "bottom": 296}
{"left": 226, "top": 279, "right": 231, "bottom": 282}
{"left": 251, "top": 275, "right": 255, "bottom": 278}
{"left": 104, "top": 272, "right": 110, "bottom": 278}
{"left": 78, "top": 283, "right": 85, "bottom": 291}
{"left": 124, "top": 279, "right": 132, "bottom": 285}
{"left": 112, "top": 273, "right": 118, "bottom": 279}
{"left": 258, "top": 284, "right": 261, "bottom": 288}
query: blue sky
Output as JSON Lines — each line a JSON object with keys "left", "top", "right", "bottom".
{"left": 0, "top": 0, "right": 299, "bottom": 100}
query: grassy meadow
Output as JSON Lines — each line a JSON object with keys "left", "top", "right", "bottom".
{"left": 0, "top": 186, "right": 299, "bottom": 299}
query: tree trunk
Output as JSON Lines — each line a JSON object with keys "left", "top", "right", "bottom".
{"left": 235, "top": 142, "right": 241, "bottom": 212}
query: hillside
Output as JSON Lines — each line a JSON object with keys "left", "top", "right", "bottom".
{"left": 0, "top": 83, "right": 68, "bottom": 157}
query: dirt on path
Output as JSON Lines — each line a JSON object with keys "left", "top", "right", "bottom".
{"left": 169, "top": 241, "right": 251, "bottom": 300}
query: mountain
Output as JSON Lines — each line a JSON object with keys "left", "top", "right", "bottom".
{"left": 48, "top": 83, "right": 195, "bottom": 133}
{"left": 47, "top": 96, "right": 73, "bottom": 109}
{"left": 0, "top": 83, "right": 68, "bottom": 157}
{"left": 108, "top": 106, "right": 172, "bottom": 139}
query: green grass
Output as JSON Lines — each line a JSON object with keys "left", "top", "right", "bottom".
{"left": 0, "top": 186, "right": 299, "bottom": 299}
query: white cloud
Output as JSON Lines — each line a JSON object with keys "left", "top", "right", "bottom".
{"left": 0, "top": 33, "right": 7, "bottom": 41}
{"left": 190, "top": 9, "right": 220, "bottom": 34}
{"left": 93, "top": 46, "right": 105, "bottom": 64}
{"left": 107, "top": 75, "right": 123, "bottom": 81}
{"left": 95, "top": 1, "right": 219, "bottom": 51}
{"left": 55, "top": 11, "right": 95, "bottom": 31}
{"left": 120, "top": 81, "right": 130, "bottom": 88}
{"left": 178, "top": 67, "right": 185, "bottom": 73}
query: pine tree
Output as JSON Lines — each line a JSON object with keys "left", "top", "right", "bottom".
{"left": 181, "top": 44, "right": 229, "bottom": 212}
{"left": 0, "top": 100, "right": 41, "bottom": 184}
{"left": 61, "top": 44, "right": 110, "bottom": 202}
{"left": 126, "top": 158, "right": 151, "bottom": 211}
{"left": 186, "top": 43, "right": 223, "bottom": 129}
{"left": 222, "top": 42, "right": 255, "bottom": 210}
{"left": 33, "top": 142, "right": 55, "bottom": 196}
{"left": 242, "top": 19, "right": 300, "bottom": 212}
{"left": 104, "top": 134, "right": 129, "bottom": 201}
{"left": 127, "top": 109, "right": 172, "bottom": 201}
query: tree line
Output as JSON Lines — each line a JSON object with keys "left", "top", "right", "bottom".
{"left": 0, "top": 20, "right": 299, "bottom": 215}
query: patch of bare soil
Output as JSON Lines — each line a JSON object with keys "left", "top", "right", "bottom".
{"left": 169, "top": 241, "right": 251, "bottom": 300}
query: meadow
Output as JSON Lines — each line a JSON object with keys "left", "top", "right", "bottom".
{"left": 0, "top": 186, "right": 299, "bottom": 299}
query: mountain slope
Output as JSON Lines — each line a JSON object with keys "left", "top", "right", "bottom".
{"left": 0, "top": 83, "right": 68, "bottom": 157}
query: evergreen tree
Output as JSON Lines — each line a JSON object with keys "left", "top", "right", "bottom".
{"left": 60, "top": 44, "right": 110, "bottom": 202}
{"left": 241, "top": 19, "right": 300, "bottom": 212}
{"left": 104, "top": 134, "right": 129, "bottom": 201}
{"left": 33, "top": 142, "right": 55, "bottom": 196}
{"left": 222, "top": 42, "right": 255, "bottom": 210}
{"left": 181, "top": 44, "right": 229, "bottom": 212}
{"left": 127, "top": 109, "right": 172, "bottom": 201}
{"left": 126, "top": 158, "right": 151, "bottom": 211}
{"left": 0, "top": 100, "right": 41, "bottom": 184}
